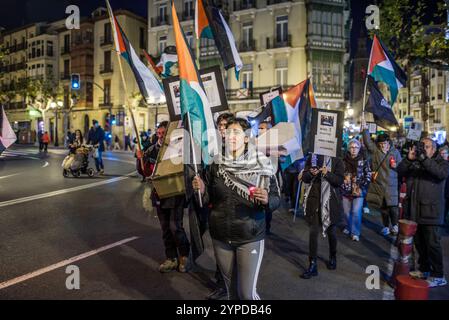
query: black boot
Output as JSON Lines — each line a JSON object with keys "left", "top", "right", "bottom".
{"left": 301, "top": 257, "right": 318, "bottom": 279}
{"left": 327, "top": 255, "right": 337, "bottom": 270}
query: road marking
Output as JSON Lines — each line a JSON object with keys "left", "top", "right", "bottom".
{"left": 0, "top": 173, "right": 21, "bottom": 180}
{"left": 0, "top": 172, "right": 135, "bottom": 208}
{"left": 0, "top": 236, "right": 139, "bottom": 290}
{"left": 42, "top": 161, "right": 49, "bottom": 167}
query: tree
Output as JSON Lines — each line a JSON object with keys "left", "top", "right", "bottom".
{"left": 375, "top": 0, "right": 448, "bottom": 125}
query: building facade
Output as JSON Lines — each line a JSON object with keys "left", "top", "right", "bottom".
{"left": 0, "top": 8, "right": 151, "bottom": 146}
{"left": 147, "top": 0, "right": 349, "bottom": 120}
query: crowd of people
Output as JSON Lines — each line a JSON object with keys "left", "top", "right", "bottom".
{"left": 143, "top": 112, "right": 449, "bottom": 301}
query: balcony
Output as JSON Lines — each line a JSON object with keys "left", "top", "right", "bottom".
{"left": 61, "top": 46, "right": 71, "bottom": 55}
{"left": 100, "top": 35, "right": 113, "bottom": 46}
{"left": 411, "top": 84, "right": 423, "bottom": 93}
{"left": 99, "top": 96, "right": 113, "bottom": 107}
{"left": 60, "top": 72, "right": 70, "bottom": 80}
{"left": 226, "top": 86, "right": 285, "bottom": 101}
{"left": 99, "top": 64, "right": 113, "bottom": 74}
{"left": 266, "top": 35, "right": 292, "bottom": 49}
{"left": 200, "top": 45, "right": 219, "bottom": 58}
{"left": 239, "top": 39, "right": 256, "bottom": 52}
{"left": 234, "top": 0, "right": 257, "bottom": 11}
{"left": 181, "top": 10, "right": 194, "bottom": 21}
{"left": 267, "top": 0, "right": 291, "bottom": 5}
{"left": 151, "top": 15, "right": 170, "bottom": 27}
{"left": 8, "top": 101, "right": 26, "bottom": 109}
{"left": 314, "top": 85, "right": 344, "bottom": 99}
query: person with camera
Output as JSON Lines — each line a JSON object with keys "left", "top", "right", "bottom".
{"left": 397, "top": 138, "right": 449, "bottom": 287}
{"left": 361, "top": 118, "right": 402, "bottom": 236}
{"left": 300, "top": 153, "right": 344, "bottom": 279}
{"left": 341, "top": 139, "right": 372, "bottom": 242}
{"left": 192, "top": 118, "right": 280, "bottom": 300}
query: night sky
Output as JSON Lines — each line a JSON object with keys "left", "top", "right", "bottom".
{"left": 0, "top": 0, "right": 147, "bottom": 30}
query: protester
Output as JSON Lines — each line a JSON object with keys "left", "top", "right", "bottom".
{"left": 192, "top": 118, "right": 280, "bottom": 300}
{"left": 134, "top": 132, "right": 153, "bottom": 182}
{"left": 87, "top": 120, "right": 105, "bottom": 175}
{"left": 341, "top": 139, "right": 372, "bottom": 241}
{"left": 398, "top": 137, "right": 449, "bottom": 287}
{"left": 113, "top": 135, "right": 120, "bottom": 150}
{"left": 300, "top": 153, "right": 344, "bottom": 279}
{"left": 439, "top": 146, "right": 449, "bottom": 226}
{"left": 149, "top": 121, "right": 191, "bottom": 273}
{"left": 42, "top": 131, "right": 50, "bottom": 152}
{"left": 38, "top": 130, "right": 44, "bottom": 151}
{"left": 362, "top": 119, "right": 402, "bottom": 236}
{"left": 204, "top": 112, "right": 235, "bottom": 300}
{"left": 124, "top": 133, "right": 132, "bottom": 151}
{"left": 69, "top": 129, "right": 83, "bottom": 153}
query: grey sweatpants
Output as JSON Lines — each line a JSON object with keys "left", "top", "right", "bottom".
{"left": 212, "top": 239, "right": 265, "bottom": 300}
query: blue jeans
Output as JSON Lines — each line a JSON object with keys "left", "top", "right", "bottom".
{"left": 342, "top": 196, "right": 364, "bottom": 237}
{"left": 94, "top": 149, "right": 104, "bottom": 171}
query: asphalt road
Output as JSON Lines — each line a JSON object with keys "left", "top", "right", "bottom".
{"left": 0, "top": 145, "right": 448, "bottom": 300}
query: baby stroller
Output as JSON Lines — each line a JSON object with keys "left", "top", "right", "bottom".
{"left": 62, "top": 145, "right": 96, "bottom": 178}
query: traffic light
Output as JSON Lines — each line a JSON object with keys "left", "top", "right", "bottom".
{"left": 71, "top": 73, "right": 80, "bottom": 90}
{"left": 111, "top": 114, "right": 116, "bottom": 126}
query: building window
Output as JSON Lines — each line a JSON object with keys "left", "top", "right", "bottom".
{"left": 241, "top": 65, "right": 253, "bottom": 90}
{"left": 158, "top": 35, "right": 167, "bottom": 54}
{"left": 64, "top": 34, "right": 70, "bottom": 50}
{"left": 438, "top": 84, "right": 443, "bottom": 100}
{"left": 63, "top": 59, "right": 70, "bottom": 75}
{"left": 185, "top": 31, "right": 194, "bottom": 49}
{"left": 312, "top": 52, "right": 341, "bottom": 94}
{"left": 103, "top": 80, "right": 111, "bottom": 104}
{"left": 159, "top": 4, "right": 167, "bottom": 19}
{"left": 139, "top": 27, "right": 146, "bottom": 49}
{"left": 104, "top": 23, "right": 112, "bottom": 41}
{"left": 275, "top": 68, "right": 288, "bottom": 87}
{"left": 104, "top": 50, "right": 112, "bottom": 70}
{"left": 242, "top": 23, "right": 253, "bottom": 47}
{"left": 434, "top": 108, "right": 441, "bottom": 123}
{"left": 46, "top": 41, "right": 53, "bottom": 57}
{"left": 332, "top": 13, "right": 342, "bottom": 37}
{"left": 184, "top": 0, "right": 194, "bottom": 18}
{"left": 276, "top": 16, "right": 288, "bottom": 43}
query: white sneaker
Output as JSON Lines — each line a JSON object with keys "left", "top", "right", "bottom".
{"left": 391, "top": 225, "right": 399, "bottom": 235}
{"left": 381, "top": 227, "right": 391, "bottom": 236}
{"left": 363, "top": 207, "right": 370, "bottom": 214}
{"left": 427, "top": 277, "right": 447, "bottom": 288}
{"left": 342, "top": 228, "right": 350, "bottom": 236}
{"left": 351, "top": 235, "right": 360, "bottom": 242}
{"left": 409, "top": 271, "right": 430, "bottom": 279}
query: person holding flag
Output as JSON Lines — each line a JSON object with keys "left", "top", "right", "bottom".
{"left": 192, "top": 117, "right": 280, "bottom": 300}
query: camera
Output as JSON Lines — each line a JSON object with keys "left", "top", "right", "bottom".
{"left": 403, "top": 140, "right": 426, "bottom": 160}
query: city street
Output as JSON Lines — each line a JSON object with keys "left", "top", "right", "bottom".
{"left": 1, "top": 145, "right": 448, "bottom": 300}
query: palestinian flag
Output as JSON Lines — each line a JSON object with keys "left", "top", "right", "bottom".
{"left": 106, "top": 0, "right": 164, "bottom": 103}
{"left": 142, "top": 49, "right": 162, "bottom": 77}
{"left": 195, "top": 0, "right": 243, "bottom": 79}
{"left": 0, "top": 105, "right": 17, "bottom": 153}
{"left": 271, "top": 79, "right": 316, "bottom": 170}
{"left": 156, "top": 52, "right": 179, "bottom": 78}
{"left": 368, "top": 35, "right": 407, "bottom": 106}
{"left": 172, "top": 1, "right": 218, "bottom": 165}
{"left": 365, "top": 76, "right": 398, "bottom": 126}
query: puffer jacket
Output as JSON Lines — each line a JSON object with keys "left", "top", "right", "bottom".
{"left": 397, "top": 152, "right": 449, "bottom": 225}
{"left": 202, "top": 164, "right": 280, "bottom": 245}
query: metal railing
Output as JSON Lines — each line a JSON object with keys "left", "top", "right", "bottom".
{"left": 99, "top": 64, "right": 113, "bottom": 74}
{"left": 151, "top": 15, "right": 170, "bottom": 27}
{"left": 266, "top": 34, "right": 292, "bottom": 49}
{"left": 99, "top": 96, "right": 113, "bottom": 107}
{"left": 100, "top": 35, "right": 113, "bottom": 46}
{"left": 233, "top": 0, "right": 257, "bottom": 11}
{"left": 239, "top": 39, "right": 256, "bottom": 52}
{"left": 61, "top": 46, "right": 71, "bottom": 55}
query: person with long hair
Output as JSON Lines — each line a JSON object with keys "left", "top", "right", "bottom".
{"left": 192, "top": 118, "right": 280, "bottom": 300}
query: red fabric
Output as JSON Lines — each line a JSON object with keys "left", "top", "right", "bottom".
{"left": 42, "top": 133, "right": 50, "bottom": 143}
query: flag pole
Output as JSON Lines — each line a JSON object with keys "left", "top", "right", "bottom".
{"left": 186, "top": 110, "right": 203, "bottom": 208}
{"left": 105, "top": 4, "right": 144, "bottom": 172}
{"left": 362, "top": 35, "right": 375, "bottom": 119}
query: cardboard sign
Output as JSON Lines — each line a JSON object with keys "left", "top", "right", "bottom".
{"left": 259, "top": 87, "right": 282, "bottom": 106}
{"left": 367, "top": 122, "right": 377, "bottom": 134}
{"left": 163, "top": 65, "right": 228, "bottom": 121}
{"left": 407, "top": 122, "right": 423, "bottom": 141}
{"left": 310, "top": 109, "right": 343, "bottom": 158}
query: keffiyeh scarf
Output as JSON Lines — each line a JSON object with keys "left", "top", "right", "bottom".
{"left": 217, "top": 148, "right": 278, "bottom": 203}
{"left": 303, "top": 155, "right": 332, "bottom": 237}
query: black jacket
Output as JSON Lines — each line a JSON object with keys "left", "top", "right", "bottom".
{"left": 397, "top": 153, "right": 449, "bottom": 225}
{"left": 87, "top": 127, "right": 105, "bottom": 151}
{"left": 202, "top": 164, "right": 280, "bottom": 245}
{"left": 301, "top": 155, "right": 344, "bottom": 225}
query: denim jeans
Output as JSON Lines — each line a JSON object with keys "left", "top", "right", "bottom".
{"left": 94, "top": 149, "right": 104, "bottom": 171}
{"left": 342, "top": 196, "right": 364, "bottom": 237}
